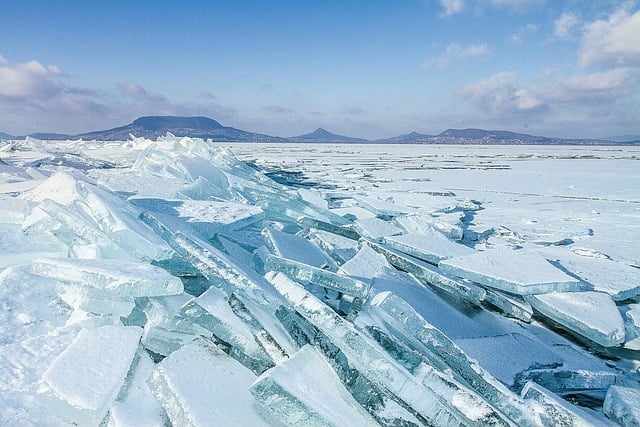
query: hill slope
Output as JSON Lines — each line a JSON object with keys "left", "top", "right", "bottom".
{"left": 74, "top": 116, "right": 287, "bottom": 142}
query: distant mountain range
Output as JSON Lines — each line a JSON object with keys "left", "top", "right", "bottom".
{"left": 2, "top": 115, "right": 639, "bottom": 145}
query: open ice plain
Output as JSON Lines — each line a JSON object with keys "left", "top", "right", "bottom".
{"left": 1, "top": 136, "right": 639, "bottom": 426}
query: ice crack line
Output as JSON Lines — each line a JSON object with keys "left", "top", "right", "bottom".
{"left": 444, "top": 188, "right": 640, "bottom": 204}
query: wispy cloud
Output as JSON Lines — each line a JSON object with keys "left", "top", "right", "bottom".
{"left": 579, "top": 7, "right": 640, "bottom": 67}
{"left": 438, "top": 0, "right": 465, "bottom": 16}
{"left": 509, "top": 23, "right": 538, "bottom": 44}
{"left": 423, "top": 42, "right": 490, "bottom": 69}
{"left": 264, "top": 105, "right": 293, "bottom": 114}
{"left": 554, "top": 11, "right": 579, "bottom": 39}
{"left": 490, "top": 0, "right": 546, "bottom": 12}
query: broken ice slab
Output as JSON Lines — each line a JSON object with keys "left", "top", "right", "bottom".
{"left": 395, "top": 212, "right": 464, "bottom": 241}
{"left": 163, "top": 230, "right": 284, "bottom": 310}
{"left": 57, "top": 286, "right": 136, "bottom": 317}
{"left": 364, "top": 240, "right": 486, "bottom": 305}
{"left": 520, "top": 381, "right": 610, "bottom": 427}
{"left": 141, "top": 294, "right": 212, "bottom": 356}
{"left": 369, "top": 291, "right": 537, "bottom": 425}
{"left": 39, "top": 325, "right": 142, "bottom": 426}
{"left": 513, "top": 369, "right": 617, "bottom": 399}
{"left": 267, "top": 271, "right": 513, "bottom": 426}
{"left": 264, "top": 254, "right": 371, "bottom": 301}
{"left": 305, "top": 228, "right": 360, "bottom": 264}
{"left": 0, "top": 224, "right": 68, "bottom": 269}
{"left": 242, "top": 186, "right": 351, "bottom": 226}
{"left": 541, "top": 248, "right": 640, "bottom": 301}
{"left": 107, "top": 348, "right": 168, "bottom": 427}
{"left": 383, "top": 231, "right": 475, "bottom": 265}
{"left": 455, "top": 333, "right": 564, "bottom": 388}
{"left": 352, "top": 217, "right": 404, "bottom": 240}
{"left": 622, "top": 304, "right": 640, "bottom": 350}
{"left": 262, "top": 228, "right": 334, "bottom": 269}
{"left": 181, "top": 286, "right": 274, "bottom": 374}
{"left": 30, "top": 257, "right": 183, "bottom": 298}
{"left": 250, "top": 345, "right": 379, "bottom": 426}
{"left": 603, "top": 385, "right": 640, "bottom": 427}
{"left": 23, "top": 199, "right": 132, "bottom": 260}
{"left": 297, "top": 215, "right": 361, "bottom": 240}
{"left": 147, "top": 339, "right": 271, "bottom": 426}
{"left": 439, "top": 248, "right": 583, "bottom": 295}
{"left": 484, "top": 289, "right": 533, "bottom": 323}
{"left": 355, "top": 195, "right": 410, "bottom": 218}
{"left": 525, "top": 291, "right": 626, "bottom": 347}
{"left": 229, "top": 292, "right": 296, "bottom": 362}
{"left": 130, "top": 198, "right": 264, "bottom": 240}
{"left": 21, "top": 172, "right": 174, "bottom": 262}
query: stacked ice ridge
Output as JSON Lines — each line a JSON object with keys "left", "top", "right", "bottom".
{"left": 0, "top": 135, "right": 639, "bottom": 426}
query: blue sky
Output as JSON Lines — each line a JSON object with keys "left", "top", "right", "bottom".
{"left": 0, "top": 0, "right": 638, "bottom": 139}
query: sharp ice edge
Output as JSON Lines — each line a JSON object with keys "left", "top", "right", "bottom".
{"left": 1, "top": 136, "right": 637, "bottom": 427}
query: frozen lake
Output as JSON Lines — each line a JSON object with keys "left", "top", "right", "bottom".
{"left": 1, "top": 138, "right": 639, "bottom": 426}
{"left": 226, "top": 143, "right": 640, "bottom": 265}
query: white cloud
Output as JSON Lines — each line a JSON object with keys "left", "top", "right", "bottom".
{"left": 438, "top": 0, "right": 465, "bottom": 16}
{"left": 580, "top": 8, "right": 640, "bottom": 66}
{"left": 0, "top": 58, "right": 65, "bottom": 99}
{"left": 554, "top": 11, "right": 579, "bottom": 39}
{"left": 423, "top": 42, "right": 490, "bottom": 69}
{"left": 0, "top": 54, "right": 239, "bottom": 135}
{"left": 458, "top": 71, "right": 546, "bottom": 113}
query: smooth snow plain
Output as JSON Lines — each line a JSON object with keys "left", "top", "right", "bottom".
{"left": 1, "top": 136, "right": 639, "bottom": 426}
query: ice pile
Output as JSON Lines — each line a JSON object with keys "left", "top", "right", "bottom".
{"left": 0, "top": 135, "right": 639, "bottom": 426}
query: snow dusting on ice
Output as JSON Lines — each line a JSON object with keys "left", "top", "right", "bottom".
{"left": 1, "top": 137, "right": 639, "bottom": 426}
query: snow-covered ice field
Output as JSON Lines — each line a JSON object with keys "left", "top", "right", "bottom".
{"left": 1, "top": 137, "right": 639, "bottom": 426}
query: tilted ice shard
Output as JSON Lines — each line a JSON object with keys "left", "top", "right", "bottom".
{"left": 439, "top": 248, "right": 583, "bottom": 295}
{"left": 525, "top": 291, "right": 626, "bottom": 347}
{"left": 520, "top": 381, "right": 609, "bottom": 427}
{"left": 131, "top": 198, "right": 265, "bottom": 240}
{"left": 352, "top": 217, "right": 404, "bottom": 240}
{"left": 180, "top": 286, "right": 274, "bottom": 374}
{"left": 228, "top": 292, "right": 296, "bottom": 362}
{"left": 262, "top": 227, "right": 333, "bottom": 269}
{"left": 297, "top": 215, "right": 361, "bottom": 240}
{"left": 395, "top": 212, "right": 464, "bottom": 241}
{"left": 513, "top": 369, "right": 617, "bottom": 398}
{"left": 369, "top": 291, "right": 539, "bottom": 426}
{"left": 21, "top": 172, "right": 173, "bottom": 262}
{"left": 383, "top": 231, "right": 475, "bottom": 265}
{"left": 159, "top": 227, "right": 283, "bottom": 310}
{"left": 483, "top": 289, "right": 533, "bottom": 323}
{"left": 603, "top": 385, "right": 640, "bottom": 427}
{"left": 305, "top": 228, "right": 360, "bottom": 264}
{"left": 267, "top": 271, "right": 513, "bottom": 426}
{"left": 140, "top": 294, "right": 211, "bottom": 356}
{"left": 0, "top": 224, "right": 68, "bottom": 269}
{"left": 30, "top": 257, "right": 183, "bottom": 297}
{"left": 264, "top": 254, "right": 371, "bottom": 301}
{"left": 147, "top": 339, "right": 270, "bottom": 427}
{"left": 39, "top": 325, "right": 142, "bottom": 426}
{"left": 355, "top": 195, "right": 410, "bottom": 218}
{"left": 250, "top": 345, "right": 379, "bottom": 426}
{"left": 364, "top": 240, "right": 486, "bottom": 304}
{"left": 107, "top": 348, "right": 168, "bottom": 427}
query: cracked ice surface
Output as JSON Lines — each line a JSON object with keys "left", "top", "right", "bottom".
{"left": 1, "top": 137, "right": 639, "bottom": 426}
